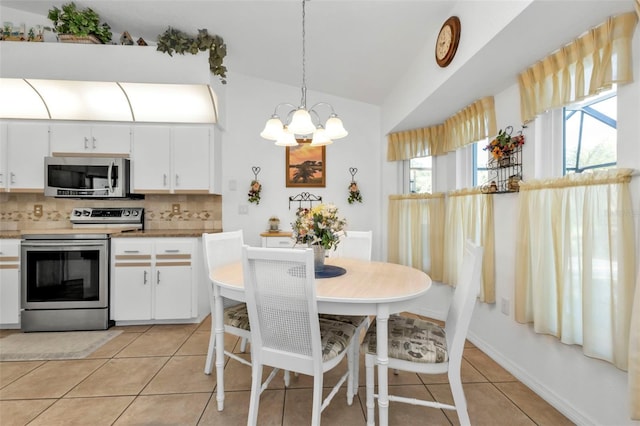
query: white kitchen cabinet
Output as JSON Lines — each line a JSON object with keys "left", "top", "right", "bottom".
{"left": 132, "top": 125, "right": 212, "bottom": 194}
{"left": 261, "top": 232, "right": 294, "bottom": 248}
{"left": 50, "top": 122, "right": 131, "bottom": 155}
{"left": 111, "top": 238, "right": 195, "bottom": 322}
{"left": 2, "top": 122, "right": 50, "bottom": 192}
{"left": 0, "top": 239, "right": 21, "bottom": 327}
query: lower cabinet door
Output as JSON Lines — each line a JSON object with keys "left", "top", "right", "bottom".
{"left": 113, "top": 266, "right": 153, "bottom": 321}
{"left": 154, "top": 264, "right": 192, "bottom": 320}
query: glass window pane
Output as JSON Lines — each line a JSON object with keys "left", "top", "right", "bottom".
{"left": 409, "top": 156, "right": 432, "bottom": 193}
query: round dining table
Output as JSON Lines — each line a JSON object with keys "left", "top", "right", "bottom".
{"left": 210, "top": 256, "right": 431, "bottom": 426}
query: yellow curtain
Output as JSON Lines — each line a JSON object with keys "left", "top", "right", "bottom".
{"left": 631, "top": 260, "right": 640, "bottom": 419}
{"left": 518, "top": 12, "right": 638, "bottom": 123}
{"left": 388, "top": 193, "right": 445, "bottom": 281}
{"left": 514, "top": 169, "right": 636, "bottom": 371}
{"left": 386, "top": 96, "right": 496, "bottom": 160}
{"left": 442, "top": 188, "right": 495, "bottom": 303}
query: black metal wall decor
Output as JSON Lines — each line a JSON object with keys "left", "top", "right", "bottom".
{"left": 481, "top": 126, "right": 525, "bottom": 194}
{"left": 289, "top": 192, "right": 322, "bottom": 210}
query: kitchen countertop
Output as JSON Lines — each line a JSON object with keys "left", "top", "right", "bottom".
{"left": 0, "top": 229, "right": 222, "bottom": 239}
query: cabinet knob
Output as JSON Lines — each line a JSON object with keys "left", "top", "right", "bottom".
{"left": 84, "top": 136, "right": 89, "bottom": 149}
{"left": 10, "top": 172, "right": 16, "bottom": 184}
{"left": 175, "top": 174, "right": 180, "bottom": 186}
{"left": 157, "top": 270, "right": 161, "bottom": 284}
{"left": 143, "top": 270, "right": 148, "bottom": 285}
{"left": 92, "top": 136, "right": 97, "bottom": 149}
{"left": 163, "top": 174, "right": 167, "bottom": 187}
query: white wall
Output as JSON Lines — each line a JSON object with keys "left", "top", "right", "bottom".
{"left": 220, "top": 73, "right": 383, "bottom": 256}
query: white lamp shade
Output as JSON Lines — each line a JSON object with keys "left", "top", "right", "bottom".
{"left": 325, "top": 115, "right": 348, "bottom": 139}
{"left": 288, "top": 108, "right": 316, "bottom": 135}
{"left": 275, "top": 127, "right": 299, "bottom": 146}
{"left": 310, "top": 127, "right": 333, "bottom": 146}
{"left": 260, "top": 117, "right": 284, "bottom": 140}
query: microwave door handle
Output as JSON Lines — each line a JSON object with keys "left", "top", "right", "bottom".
{"left": 108, "top": 161, "right": 114, "bottom": 194}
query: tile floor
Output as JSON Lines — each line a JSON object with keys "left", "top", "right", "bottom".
{"left": 0, "top": 316, "right": 574, "bottom": 425}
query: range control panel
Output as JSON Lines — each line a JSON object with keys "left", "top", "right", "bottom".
{"left": 71, "top": 207, "right": 144, "bottom": 226}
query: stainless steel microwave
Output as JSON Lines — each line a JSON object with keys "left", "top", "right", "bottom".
{"left": 44, "top": 156, "right": 131, "bottom": 198}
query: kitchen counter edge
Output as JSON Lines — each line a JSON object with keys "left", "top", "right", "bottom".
{"left": 0, "top": 229, "right": 223, "bottom": 239}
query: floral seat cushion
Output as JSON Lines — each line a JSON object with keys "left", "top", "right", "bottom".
{"left": 223, "top": 303, "right": 250, "bottom": 330}
{"left": 361, "top": 315, "right": 448, "bottom": 363}
{"left": 319, "top": 318, "right": 357, "bottom": 362}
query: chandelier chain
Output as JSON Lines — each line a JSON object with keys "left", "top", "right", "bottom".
{"left": 301, "top": 0, "right": 307, "bottom": 107}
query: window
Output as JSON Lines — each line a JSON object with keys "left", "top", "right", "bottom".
{"left": 563, "top": 92, "right": 617, "bottom": 175}
{"left": 409, "top": 156, "right": 432, "bottom": 193}
{"left": 474, "top": 139, "right": 489, "bottom": 187}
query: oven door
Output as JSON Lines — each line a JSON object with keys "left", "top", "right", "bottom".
{"left": 21, "top": 239, "right": 109, "bottom": 310}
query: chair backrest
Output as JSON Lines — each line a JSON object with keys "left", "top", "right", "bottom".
{"left": 202, "top": 230, "right": 244, "bottom": 309}
{"left": 330, "top": 230, "right": 372, "bottom": 260}
{"left": 241, "top": 245, "right": 322, "bottom": 374}
{"left": 444, "top": 240, "right": 483, "bottom": 364}
{"left": 202, "top": 230, "right": 244, "bottom": 273}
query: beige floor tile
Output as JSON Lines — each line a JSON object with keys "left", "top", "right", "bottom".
{"left": 463, "top": 347, "right": 516, "bottom": 382}
{"left": 199, "top": 389, "right": 284, "bottom": 426}
{"left": 86, "top": 332, "right": 142, "bottom": 359}
{"left": 142, "top": 355, "right": 216, "bottom": 394}
{"left": 28, "top": 396, "right": 134, "bottom": 426}
{"left": 222, "top": 354, "right": 286, "bottom": 391}
{"left": 283, "top": 386, "right": 366, "bottom": 426}
{"left": 66, "top": 357, "right": 168, "bottom": 397}
{"left": 357, "top": 355, "right": 424, "bottom": 387}
{"left": 370, "top": 384, "right": 451, "bottom": 425}
{"left": 114, "top": 393, "right": 210, "bottom": 426}
{"left": 429, "top": 382, "right": 536, "bottom": 426}
{"left": 196, "top": 315, "right": 212, "bottom": 332}
{"left": 146, "top": 323, "right": 199, "bottom": 334}
{"left": 176, "top": 331, "right": 210, "bottom": 356}
{"left": 114, "top": 330, "right": 190, "bottom": 357}
{"left": 111, "top": 324, "right": 153, "bottom": 333}
{"left": 0, "top": 399, "right": 56, "bottom": 426}
{"left": 495, "top": 382, "right": 574, "bottom": 426}
{"left": 0, "top": 359, "right": 106, "bottom": 400}
{"left": 417, "top": 358, "right": 488, "bottom": 384}
{"left": 0, "top": 361, "right": 45, "bottom": 386}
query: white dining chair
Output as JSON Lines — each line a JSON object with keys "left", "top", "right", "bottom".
{"left": 324, "top": 229, "right": 373, "bottom": 400}
{"left": 362, "top": 240, "right": 483, "bottom": 426}
{"left": 329, "top": 230, "right": 373, "bottom": 261}
{"left": 202, "top": 230, "right": 252, "bottom": 375}
{"left": 242, "top": 245, "right": 357, "bottom": 426}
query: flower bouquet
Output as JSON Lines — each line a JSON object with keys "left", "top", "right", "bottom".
{"left": 291, "top": 203, "right": 346, "bottom": 251}
{"left": 484, "top": 126, "right": 525, "bottom": 162}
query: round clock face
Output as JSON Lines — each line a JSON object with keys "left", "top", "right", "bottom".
{"left": 435, "top": 16, "right": 460, "bottom": 67}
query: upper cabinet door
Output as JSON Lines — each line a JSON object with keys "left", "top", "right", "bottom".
{"left": 6, "top": 122, "right": 49, "bottom": 192}
{"left": 50, "top": 123, "right": 130, "bottom": 155}
{"left": 131, "top": 125, "right": 172, "bottom": 193}
{"left": 172, "top": 126, "right": 210, "bottom": 193}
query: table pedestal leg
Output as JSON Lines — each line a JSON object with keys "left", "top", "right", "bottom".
{"left": 214, "top": 289, "right": 226, "bottom": 411}
{"left": 376, "top": 306, "right": 390, "bottom": 426}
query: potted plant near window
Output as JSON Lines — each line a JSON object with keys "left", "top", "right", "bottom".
{"left": 47, "top": 2, "right": 112, "bottom": 44}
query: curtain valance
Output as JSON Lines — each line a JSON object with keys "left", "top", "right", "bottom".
{"left": 387, "top": 96, "right": 496, "bottom": 161}
{"left": 518, "top": 12, "right": 638, "bottom": 123}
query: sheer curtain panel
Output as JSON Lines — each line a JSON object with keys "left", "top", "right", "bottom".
{"left": 442, "top": 188, "right": 495, "bottom": 303}
{"left": 388, "top": 193, "right": 445, "bottom": 281}
{"left": 514, "top": 169, "right": 636, "bottom": 371}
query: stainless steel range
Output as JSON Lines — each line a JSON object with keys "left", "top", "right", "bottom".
{"left": 20, "top": 207, "right": 144, "bottom": 332}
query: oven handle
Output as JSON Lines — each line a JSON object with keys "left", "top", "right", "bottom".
{"left": 21, "top": 241, "right": 107, "bottom": 248}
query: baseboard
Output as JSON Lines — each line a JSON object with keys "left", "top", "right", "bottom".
{"left": 466, "top": 330, "right": 593, "bottom": 426}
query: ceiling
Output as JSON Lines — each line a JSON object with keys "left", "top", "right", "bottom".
{"left": 1, "top": 0, "right": 635, "bottom": 133}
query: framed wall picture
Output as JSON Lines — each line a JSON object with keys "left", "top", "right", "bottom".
{"left": 285, "top": 139, "right": 326, "bottom": 187}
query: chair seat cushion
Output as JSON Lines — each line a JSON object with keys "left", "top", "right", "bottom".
{"left": 361, "top": 315, "right": 448, "bottom": 363}
{"left": 319, "top": 318, "right": 357, "bottom": 362}
{"left": 223, "top": 303, "right": 250, "bottom": 330}
{"left": 319, "top": 314, "right": 368, "bottom": 329}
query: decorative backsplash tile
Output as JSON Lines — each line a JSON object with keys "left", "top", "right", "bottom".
{"left": 0, "top": 193, "right": 222, "bottom": 231}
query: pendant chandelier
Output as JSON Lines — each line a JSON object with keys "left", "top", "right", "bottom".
{"left": 260, "top": 0, "right": 348, "bottom": 147}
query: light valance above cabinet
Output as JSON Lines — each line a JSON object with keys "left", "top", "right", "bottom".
{"left": 0, "top": 78, "right": 218, "bottom": 124}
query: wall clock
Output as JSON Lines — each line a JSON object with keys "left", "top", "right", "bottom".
{"left": 435, "top": 16, "right": 461, "bottom": 68}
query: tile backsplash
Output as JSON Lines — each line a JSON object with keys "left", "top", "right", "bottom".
{"left": 0, "top": 193, "right": 222, "bottom": 231}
